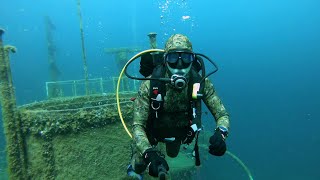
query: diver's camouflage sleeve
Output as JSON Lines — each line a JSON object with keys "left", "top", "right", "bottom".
{"left": 203, "top": 78, "right": 230, "bottom": 130}
{"left": 132, "top": 80, "right": 152, "bottom": 154}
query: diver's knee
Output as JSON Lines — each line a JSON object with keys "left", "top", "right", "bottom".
{"left": 166, "top": 141, "right": 181, "bottom": 157}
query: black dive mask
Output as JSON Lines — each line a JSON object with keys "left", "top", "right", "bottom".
{"left": 165, "top": 51, "right": 195, "bottom": 69}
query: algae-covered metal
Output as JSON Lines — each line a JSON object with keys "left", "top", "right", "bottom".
{"left": 0, "top": 28, "right": 28, "bottom": 179}
{"left": 19, "top": 93, "right": 135, "bottom": 179}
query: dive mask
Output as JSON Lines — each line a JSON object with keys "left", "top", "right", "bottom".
{"left": 165, "top": 51, "right": 195, "bottom": 69}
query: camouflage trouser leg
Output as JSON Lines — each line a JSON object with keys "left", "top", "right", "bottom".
{"left": 165, "top": 140, "right": 181, "bottom": 158}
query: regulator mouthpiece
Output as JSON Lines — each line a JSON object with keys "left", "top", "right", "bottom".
{"left": 171, "top": 74, "right": 187, "bottom": 90}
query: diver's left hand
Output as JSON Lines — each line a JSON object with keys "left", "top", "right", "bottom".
{"left": 209, "top": 130, "right": 226, "bottom": 156}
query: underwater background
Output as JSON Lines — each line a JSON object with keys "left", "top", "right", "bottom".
{"left": 0, "top": 0, "right": 319, "bottom": 179}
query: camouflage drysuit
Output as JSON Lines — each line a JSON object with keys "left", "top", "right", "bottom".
{"left": 130, "top": 34, "right": 230, "bottom": 173}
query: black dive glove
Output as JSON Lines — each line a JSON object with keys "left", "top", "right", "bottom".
{"left": 209, "top": 126, "right": 228, "bottom": 156}
{"left": 143, "top": 148, "right": 169, "bottom": 177}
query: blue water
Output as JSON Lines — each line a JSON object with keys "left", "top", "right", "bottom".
{"left": 1, "top": 0, "right": 320, "bottom": 179}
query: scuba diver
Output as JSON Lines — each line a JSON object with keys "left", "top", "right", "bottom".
{"left": 126, "top": 34, "right": 230, "bottom": 179}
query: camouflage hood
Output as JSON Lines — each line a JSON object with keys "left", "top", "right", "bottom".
{"left": 164, "top": 34, "right": 193, "bottom": 52}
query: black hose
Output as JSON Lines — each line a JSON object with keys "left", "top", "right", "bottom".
{"left": 196, "top": 55, "right": 206, "bottom": 82}
{"left": 194, "top": 131, "right": 201, "bottom": 166}
{"left": 195, "top": 53, "right": 218, "bottom": 83}
{"left": 125, "top": 51, "right": 218, "bottom": 84}
{"left": 124, "top": 52, "right": 170, "bottom": 82}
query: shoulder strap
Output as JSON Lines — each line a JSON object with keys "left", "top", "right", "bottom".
{"left": 188, "top": 68, "right": 204, "bottom": 167}
{"left": 149, "top": 65, "right": 166, "bottom": 119}
{"left": 188, "top": 68, "right": 205, "bottom": 127}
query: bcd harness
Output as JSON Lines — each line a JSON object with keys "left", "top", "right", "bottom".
{"left": 145, "top": 61, "right": 205, "bottom": 166}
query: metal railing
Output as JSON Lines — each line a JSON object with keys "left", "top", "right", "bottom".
{"left": 45, "top": 77, "right": 139, "bottom": 98}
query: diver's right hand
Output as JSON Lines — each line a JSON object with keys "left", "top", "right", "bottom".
{"left": 143, "top": 148, "right": 169, "bottom": 177}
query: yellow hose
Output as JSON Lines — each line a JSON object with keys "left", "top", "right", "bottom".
{"left": 116, "top": 49, "right": 253, "bottom": 180}
{"left": 116, "top": 49, "right": 164, "bottom": 138}
{"left": 226, "top": 151, "right": 254, "bottom": 180}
